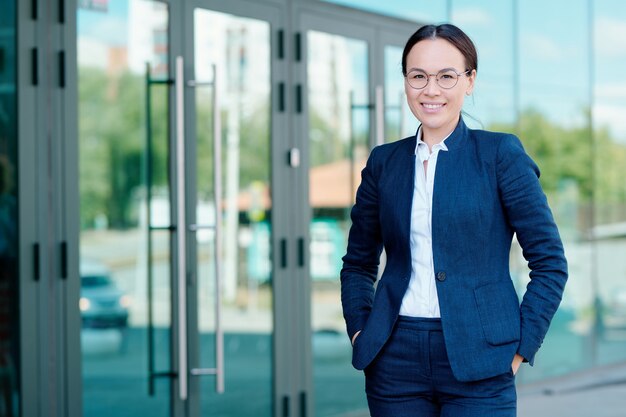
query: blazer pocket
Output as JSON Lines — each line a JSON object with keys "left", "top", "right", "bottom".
{"left": 474, "top": 281, "right": 521, "bottom": 346}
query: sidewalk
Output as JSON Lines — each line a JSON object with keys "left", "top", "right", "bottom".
{"left": 518, "top": 361, "right": 626, "bottom": 417}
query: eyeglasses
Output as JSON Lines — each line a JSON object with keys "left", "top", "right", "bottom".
{"left": 405, "top": 68, "right": 471, "bottom": 90}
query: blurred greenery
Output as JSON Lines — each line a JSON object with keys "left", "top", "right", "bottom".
{"left": 79, "top": 67, "right": 269, "bottom": 230}
{"left": 79, "top": 67, "right": 626, "bottom": 231}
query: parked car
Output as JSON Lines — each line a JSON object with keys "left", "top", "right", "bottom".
{"left": 80, "top": 260, "right": 130, "bottom": 329}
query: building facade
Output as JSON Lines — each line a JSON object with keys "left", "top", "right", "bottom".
{"left": 2, "top": 0, "right": 626, "bottom": 416}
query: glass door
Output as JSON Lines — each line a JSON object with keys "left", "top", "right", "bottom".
{"left": 185, "top": 6, "right": 274, "bottom": 417}
{"left": 305, "top": 24, "right": 371, "bottom": 417}
{"left": 298, "top": 9, "right": 415, "bottom": 417}
{"left": 78, "top": 1, "right": 173, "bottom": 416}
{"left": 78, "top": 1, "right": 278, "bottom": 417}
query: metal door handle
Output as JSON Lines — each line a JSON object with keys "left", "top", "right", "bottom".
{"left": 175, "top": 55, "right": 189, "bottom": 401}
{"left": 188, "top": 63, "right": 225, "bottom": 394}
{"left": 145, "top": 63, "right": 177, "bottom": 396}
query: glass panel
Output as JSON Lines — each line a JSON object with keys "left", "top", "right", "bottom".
{"left": 0, "top": 0, "right": 19, "bottom": 415}
{"left": 308, "top": 30, "right": 369, "bottom": 417}
{"left": 320, "top": 0, "right": 448, "bottom": 24}
{"left": 194, "top": 9, "right": 273, "bottom": 417}
{"left": 516, "top": 0, "right": 592, "bottom": 383}
{"left": 78, "top": 1, "right": 172, "bottom": 415}
{"left": 384, "top": 45, "right": 418, "bottom": 141}
{"left": 451, "top": 0, "right": 516, "bottom": 129}
{"left": 593, "top": 0, "right": 626, "bottom": 366}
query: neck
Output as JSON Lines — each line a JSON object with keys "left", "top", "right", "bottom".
{"left": 420, "top": 115, "right": 461, "bottom": 149}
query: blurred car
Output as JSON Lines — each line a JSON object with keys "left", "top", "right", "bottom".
{"left": 80, "top": 260, "right": 130, "bottom": 329}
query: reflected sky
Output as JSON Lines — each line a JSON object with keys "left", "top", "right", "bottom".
{"left": 322, "top": 0, "right": 626, "bottom": 139}
{"left": 78, "top": 0, "right": 626, "bottom": 139}
{"left": 321, "top": 0, "right": 449, "bottom": 23}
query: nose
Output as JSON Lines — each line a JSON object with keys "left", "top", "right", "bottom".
{"left": 423, "top": 75, "right": 441, "bottom": 96}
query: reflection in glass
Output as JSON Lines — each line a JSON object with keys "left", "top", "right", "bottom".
{"left": 385, "top": 45, "right": 418, "bottom": 141}
{"left": 451, "top": 0, "right": 516, "bottom": 129}
{"left": 0, "top": 1, "right": 18, "bottom": 415}
{"left": 513, "top": 0, "right": 593, "bottom": 383}
{"left": 592, "top": 0, "right": 626, "bottom": 367}
{"left": 308, "top": 30, "right": 369, "bottom": 417}
{"left": 194, "top": 9, "right": 273, "bottom": 416}
{"left": 78, "top": 1, "right": 171, "bottom": 415}
{"left": 320, "top": 0, "right": 448, "bottom": 25}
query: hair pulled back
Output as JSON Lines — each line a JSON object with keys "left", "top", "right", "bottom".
{"left": 401, "top": 23, "right": 478, "bottom": 76}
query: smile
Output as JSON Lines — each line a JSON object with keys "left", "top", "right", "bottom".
{"left": 422, "top": 103, "right": 445, "bottom": 109}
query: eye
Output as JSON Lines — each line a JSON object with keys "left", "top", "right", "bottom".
{"left": 409, "top": 71, "right": 426, "bottom": 79}
{"left": 439, "top": 73, "right": 455, "bottom": 80}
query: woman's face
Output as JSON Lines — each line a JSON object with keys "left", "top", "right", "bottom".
{"left": 404, "top": 38, "right": 475, "bottom": 142}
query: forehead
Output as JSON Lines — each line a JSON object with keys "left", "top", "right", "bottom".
{"left": 406, "top": 38, "right": 466, "bottom": 70}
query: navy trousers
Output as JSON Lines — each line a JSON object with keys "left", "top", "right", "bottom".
{"left": 364, "top": 316, "right": 517, "bottom": 417}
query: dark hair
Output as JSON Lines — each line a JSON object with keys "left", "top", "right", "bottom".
{"left": 401, "top": 24, "right": 478, "bottom": 76}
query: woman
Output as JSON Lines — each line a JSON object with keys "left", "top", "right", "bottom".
{"left": 341, "top": 24, "right": 567, "bottom": 417}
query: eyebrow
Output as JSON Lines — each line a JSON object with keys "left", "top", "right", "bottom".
{"left": 407, "top": 66, "right": 460, "bottom": 73}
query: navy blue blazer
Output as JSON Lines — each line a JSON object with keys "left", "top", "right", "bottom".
{"left": 341, "top": 117, "right": 568, "bottom": 382}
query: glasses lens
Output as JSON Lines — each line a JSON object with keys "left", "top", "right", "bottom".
{"left": 436, "top": 70, "right": 459, "bottom": 89}
{"left": 406, "top": 70, "right": 428, "bottom": 89}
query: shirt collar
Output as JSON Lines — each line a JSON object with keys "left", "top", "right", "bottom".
{"left": 414, "top": 126, "right": 450, "bottom": 160}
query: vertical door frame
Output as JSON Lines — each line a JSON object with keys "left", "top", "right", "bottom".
{"left": 63, "top": 0, "right": 82, "bottom": 415}
{"left": 180, "top": 1, "right": 292, "bottom": 417}
{"left": 17, "top": 0, "right": 39, "bottom": 415}
{"left": 17, "top": 0, "right": 83, "bottom": 416}
{"left": 291, "top": 2, "right": 417, "bottom": 416}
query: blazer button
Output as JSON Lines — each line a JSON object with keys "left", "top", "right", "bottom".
{"left": 436, "top": 271, "right": 446, "bottom": 282}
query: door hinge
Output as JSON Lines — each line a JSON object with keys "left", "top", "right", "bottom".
{"left": 280, "top": 238, "right": 287, "bottom": 269}
{"left": 33, "top": 243, "right": 40, "bottom": 282}
{"left": 31, "top": 0, "right": 37, "bottom": 20}
{"left": 58, "top": 50, "right": 66, "bottom": 88}
{"left": 297, "top": 238, "right": 305, "bottom": 268}
{"left": 58, "top": 0, "right": 65, "bottom": 24}
{"left": 300, "top": 391, "right": 307, "bottom": 417}
{"left": 283, "top": 396, "right": 290, "bottom": 417}
{"left": 60, "top": 241, "right": 68, "bottom": 279}
{"left": 278, "top": 82, "right": 285, "bottom": 113}
{"left": 295, "top": 32, "right": 302, "bottom": 62}
{"left": 295, "top": 84, "right": 302, "bottom": 114}
{"left": 31, "top": 48, "right": 38, "bottom": 86}
{"left": 277, "top": 29, "right": 285, "bottom": 60}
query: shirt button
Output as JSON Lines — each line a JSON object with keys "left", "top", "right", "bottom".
{"left": 436, "top": 271, "right": 446, "bottom": 282}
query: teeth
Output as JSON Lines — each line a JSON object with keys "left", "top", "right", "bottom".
{"left": 423, "top": 103, "right": 443, "bottom": 109}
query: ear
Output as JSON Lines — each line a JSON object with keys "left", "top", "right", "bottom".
{"left": 465, "top": 69, "right": 476, "bottom": 96}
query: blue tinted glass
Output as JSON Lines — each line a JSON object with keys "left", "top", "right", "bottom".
{"left": 321, "top": 0, "right": 448, "bottom": 23}
{"left": 593, "top": 0, "right": 626, "bottom": 367}
{"left": 451, "top": 0, "right": 515, "bottom": 128}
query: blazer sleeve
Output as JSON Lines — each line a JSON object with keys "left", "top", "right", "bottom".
{"left": 496, "top": 134, "right": 568, "bottom": 365}
{"left": 340, "top": 146, "right": 384, "bottom": 341}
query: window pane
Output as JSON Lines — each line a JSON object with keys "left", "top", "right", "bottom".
{"left": 194, "top": 9, "right": 273, "bottom": 416}
{"left": 308, "top": 30, "right": 369, "bottom": 417}
{"left": 593, "top": 0, "right": 626, "bottom": 366}
{"left": 320, "top": 0, "right": 447, "bottom": 24}
{"left": 517, "top": 0, "right": 595, "bottom": 383}
{"left": 78, "top": 1, "right": 172, "bottom": 415}
{"left": 451, "top": 0, "right": 515, "bottom": 128}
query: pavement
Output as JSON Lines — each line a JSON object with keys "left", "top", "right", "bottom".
{"left": 518, "top": 361, "right": 626, "bottom": 417}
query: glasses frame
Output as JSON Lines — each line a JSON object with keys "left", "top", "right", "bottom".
{"left": 405, "top": 68, "right": 471, "bottom": 90}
